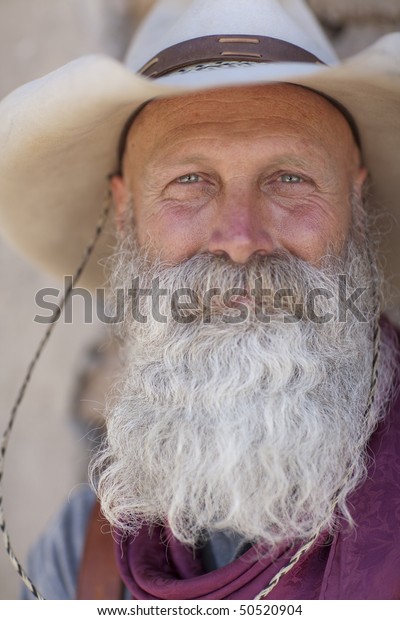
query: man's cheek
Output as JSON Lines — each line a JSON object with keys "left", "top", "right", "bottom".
{"left": 141, "top": 214, "right": 209, "bottom": 263}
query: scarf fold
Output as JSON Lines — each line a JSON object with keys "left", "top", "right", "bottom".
{"left": 116, "top": 526, "right": 332, "bottom": 599}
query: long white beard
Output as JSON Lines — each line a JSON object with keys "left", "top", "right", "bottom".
{"left": 91, "top": 224, "right": 395, "bottom": 550}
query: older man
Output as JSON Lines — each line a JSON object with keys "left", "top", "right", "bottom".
{"left": 87, "top": 82, "right": 398, "bottom": 600}
{"left": 1, "top": 0, "right": 400, "bottom": 601}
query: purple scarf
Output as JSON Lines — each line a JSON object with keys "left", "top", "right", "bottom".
{"left": 115, "top": 333, "right": 400, "bottom": 600}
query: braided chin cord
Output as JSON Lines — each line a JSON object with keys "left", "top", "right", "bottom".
{"left": 255, "top": 238, "right": 382, "bottom": 600}
{"left": 0, "top": 193, "right": 111, "bottom": 600}
{"left": 255, "top": 319, "right": 381, "bottom": 599}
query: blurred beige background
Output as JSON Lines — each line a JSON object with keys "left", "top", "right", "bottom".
{"left": 0, "top": 0, "right": 399, "bottom": 601}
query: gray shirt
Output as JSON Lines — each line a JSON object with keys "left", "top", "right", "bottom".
{"left": 21, "top": 484, "right": 249, "bottom": 600}
{"left": 22, "top": 485, "right": 95, "bottom": 600}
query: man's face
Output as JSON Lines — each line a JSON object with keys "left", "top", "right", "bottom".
{"left": 95, "top": 83, "right": 391, "bottom": 550}
{"left": 112, "top": 83, "right": 366, "bottom": 265}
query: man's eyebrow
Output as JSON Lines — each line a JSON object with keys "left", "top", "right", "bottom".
{"left": 152, "top": 153, "right": 319, "bottom": 167}
{"left": 146, "top": 148, "right": 330, "bottom": 178}
{"left": 148, "top": 154, "right": 212, "bottom": 171}
{"left": 266, "top": 154, "right": 322, "bottom": 170}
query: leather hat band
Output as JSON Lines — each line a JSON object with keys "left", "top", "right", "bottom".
{"left": 138, "top": 34, "right": 325, "bottom": 78}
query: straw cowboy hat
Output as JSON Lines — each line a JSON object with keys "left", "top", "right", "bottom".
{"left": 0, "top": 0, "right": 399, "bottom": 305}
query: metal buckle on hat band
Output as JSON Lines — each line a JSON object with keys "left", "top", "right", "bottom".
{"left": 138, "top": 34, "right": 325, "bottom": 79}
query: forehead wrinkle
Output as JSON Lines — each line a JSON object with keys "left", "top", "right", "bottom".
{"left": 144, "top": 84, "right": 334, "bottom": 120}
{"left": 128, "top": 82, "right": 359, "bottom": 146}
{"left": 125, "top": 85, "right": 361, "bottom": 180}
{"left": 144, "top": 87, "right": 352, "bottom": 135}
{"left": 151, "top": 116, "right": 282, "bottom": 148}
{"left": 140, "top": 110, "right": 343, "bottom": 162}
{"left": 146, "top": 130, "right": 334, "bottom": 175}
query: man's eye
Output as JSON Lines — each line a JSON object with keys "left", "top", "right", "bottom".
{"left": 177, "top": 174, "right": 201, "bottom": 184}
{"left": 280, "top": 173, "right": 303, "bottom": 184}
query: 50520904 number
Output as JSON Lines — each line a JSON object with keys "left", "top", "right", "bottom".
{"left": 239, "top": 605, "right": 302, "bottom": 616}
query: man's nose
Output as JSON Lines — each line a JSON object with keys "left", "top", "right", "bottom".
{"left": 207, "top": 189, "right": 274, "bottom": 264}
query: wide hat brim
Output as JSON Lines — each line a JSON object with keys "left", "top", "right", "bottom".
{"left": 0, "top": 34, "right": 399, "bottom": 310}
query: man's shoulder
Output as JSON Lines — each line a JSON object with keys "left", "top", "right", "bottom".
{"left": 22, "top": 484, "right": 95, "bottom": 600}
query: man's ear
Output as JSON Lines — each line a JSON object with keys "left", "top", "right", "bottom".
{"left": 351, "top": 166, "right": 370, "bottom": 239}
{"left": 110, "top": 174, "right": 130, "bottom": 234}
{"left": 354, "top": 166, "right": 368, "bottom": 199}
